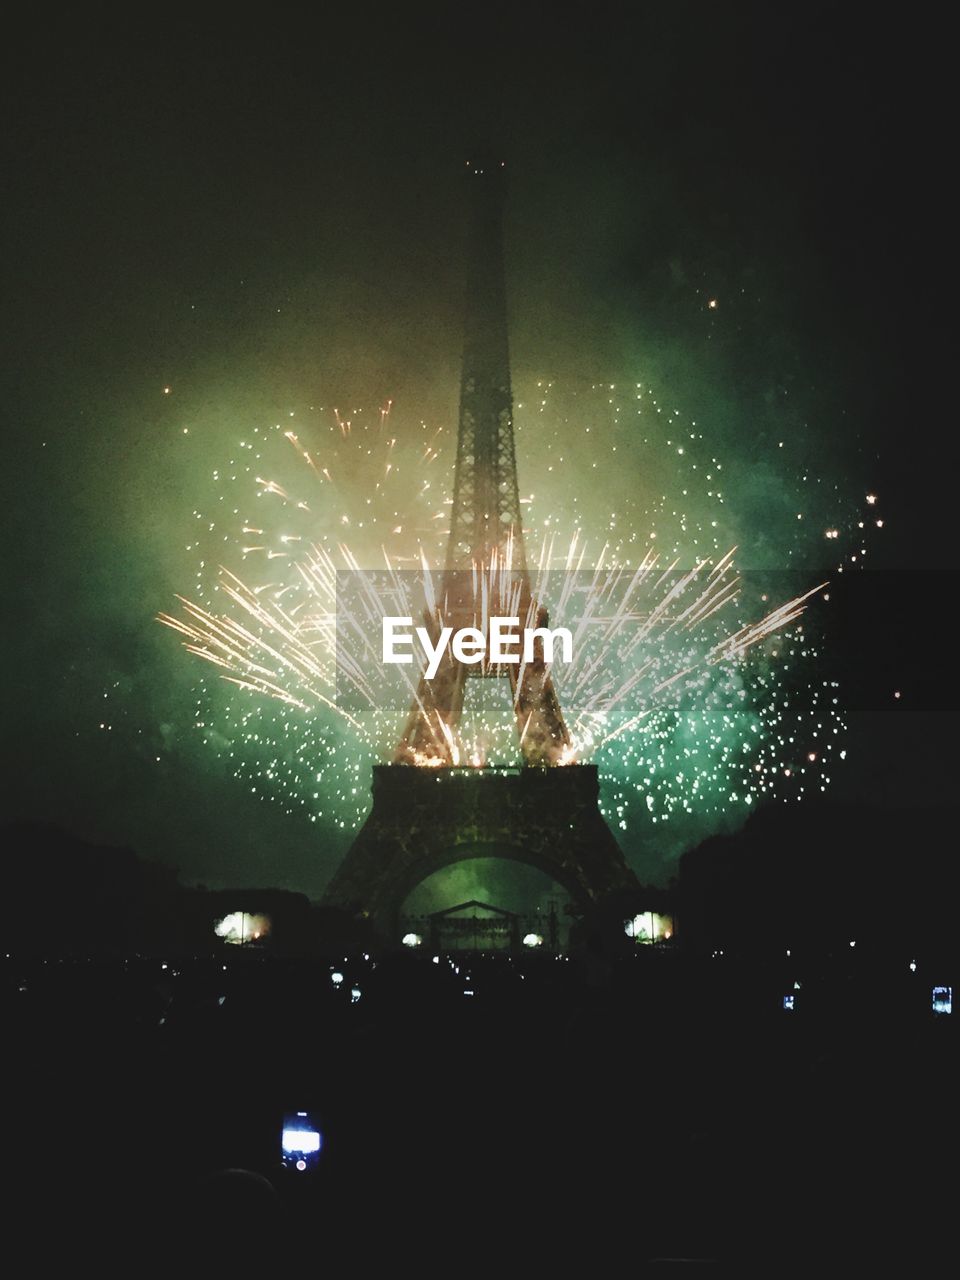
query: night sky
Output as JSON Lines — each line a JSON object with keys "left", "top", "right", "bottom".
{"left": 1, "top": 7, "right": 954, "bottom": 901}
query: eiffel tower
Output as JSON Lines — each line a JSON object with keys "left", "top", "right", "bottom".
{"left": 322, "top": 156, "right": 640, "bottom": 936}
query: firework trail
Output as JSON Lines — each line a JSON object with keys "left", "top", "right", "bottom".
{"left": 156, "top": 381, "right": 879, "bottom": 832}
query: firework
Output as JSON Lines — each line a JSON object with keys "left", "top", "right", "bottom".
{"left": 155, "top": 379, "right": 879, "bottom": 836}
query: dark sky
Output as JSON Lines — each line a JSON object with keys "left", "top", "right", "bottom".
{"left": 1, "top": 6, "right": 955, "bottom": 898}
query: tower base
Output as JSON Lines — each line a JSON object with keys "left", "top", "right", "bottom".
{"left": 322, "top": 764, "right": 640, "bottom": 940}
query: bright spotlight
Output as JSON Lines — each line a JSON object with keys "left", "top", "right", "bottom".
{"left": 214, "top": 911, "right": 271, "bottom": 945}
{"left": 625, "top": 912, "right": 674, "bottom": 943}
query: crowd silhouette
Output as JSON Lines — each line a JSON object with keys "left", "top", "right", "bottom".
{"left": 2, "top": 810, "right": 956, "bottom": 1268}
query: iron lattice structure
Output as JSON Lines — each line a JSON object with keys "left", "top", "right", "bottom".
{"left": 323, "top": 159, "right": 640, "bottom": 933}
{"left": 445, "top": 160, "right": 525, "bottom": 575}
{"left": 395, "top": 158, "right": 570, "bottom": 768}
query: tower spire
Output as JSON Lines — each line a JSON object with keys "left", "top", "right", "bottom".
{"left": 445, "top": 154, "right": 525, "bottom": 575}
{"left": 395, "top": 159, "right": 571, "bottom": 767}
